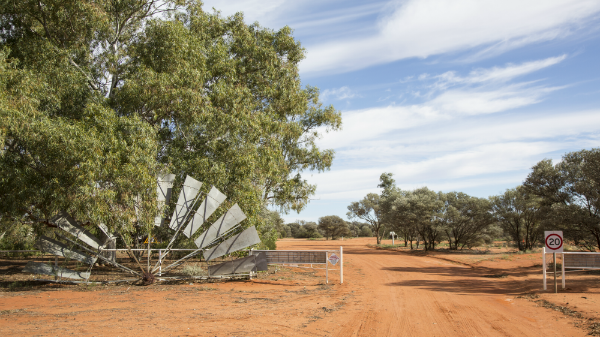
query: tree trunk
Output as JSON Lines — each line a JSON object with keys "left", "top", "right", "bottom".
{"left": 99, "top": 232, "right": 116, "bottom": 265}
{"left": 593, "top": 230, "right": 600, "bottom": 251}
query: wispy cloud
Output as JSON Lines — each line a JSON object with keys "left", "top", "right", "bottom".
{"left": 427, "top": 83, "right": 565, "bottom": 115}
{"left": 312, "top": 109, "right": 600, "bottom": 201}
{"left": 318, "top": 54, "right": 567, "bottom": 150}
{"left": 301, "top": 0, "right": 600, "bottom": 75}
{"left": 321, "top": 86, "right": 357, "bottom": 101}
{"left": 429, "top": 55, "right": 567, "bottom": 88}
{"left": 201, "top": 0, "right": 287, "bottom": 25}
{"left": 201, "top": 0, "right": 385, "bottom": 39}
{"left": 311, "top": 55, "right": 587, "bottom": 202}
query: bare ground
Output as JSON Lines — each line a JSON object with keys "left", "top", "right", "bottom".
{"left": 0, "top": 237, "right": 598, "bottom": 336}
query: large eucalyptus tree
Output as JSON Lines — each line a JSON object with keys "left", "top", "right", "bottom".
{"left": 0, "top": 1, "right": 340, "bottom": 243}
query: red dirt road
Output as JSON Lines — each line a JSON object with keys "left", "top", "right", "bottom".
{"left": 280, "top": 239, "right": 587, "bottom": 337}
{"left": 0, "top": 238, "right": 596, "bottom": 336}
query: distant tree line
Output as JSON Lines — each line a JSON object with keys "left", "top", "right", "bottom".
{"left": 345, "top": 148, "right": 600, "bottom": 252}
{"left": 228, "top": 148, "right": 600, "bottom": 251}
{"left": 260, "top": 209, "right": 373, "bottom": 240}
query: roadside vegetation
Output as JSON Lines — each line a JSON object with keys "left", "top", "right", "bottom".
{"left": 275, "top": 148, "right": 600, "bottom": 252}
{"left": 341, "top": 148, "right": 600, "bottom": 252}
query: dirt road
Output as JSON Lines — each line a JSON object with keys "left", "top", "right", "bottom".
{"left": 0, "top": 238, "right": 595, "bottom": 336}
{"left": 278, "top": 238, "right": 588, "bottom": 337}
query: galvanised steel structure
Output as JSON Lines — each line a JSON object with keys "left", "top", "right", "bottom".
{"left": 23, "top": 175, "right": 266, "bottom": 284}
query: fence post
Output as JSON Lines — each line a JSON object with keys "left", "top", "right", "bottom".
{"left": 542, "top": 247, "right": 546, "bottom": 290}
{"left": 340, "top": 246, "right": 343, "bottom": 284}
{"left": 561, "top": 252, "right": 565, "bottom": 289}
{"left": 158, "top": 250, "right": 162, "bottom": 276}
{"left": 326, "top": 252, "right": 329, "bottom": 284}
{"left": 553, "top": 252, "right": 557, "bottom": 293}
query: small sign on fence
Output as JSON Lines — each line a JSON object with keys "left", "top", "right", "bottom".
{"left": 328, "top": 253, "right": 340, "bottom": 265}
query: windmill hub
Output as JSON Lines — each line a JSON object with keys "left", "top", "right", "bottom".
{"left": 142, "top": 272, "right": 155, "bottom": 285}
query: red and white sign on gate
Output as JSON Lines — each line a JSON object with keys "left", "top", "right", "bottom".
{"left": 328, "top": 253, "right": 340, "bottom": 265}
{"left": 545, "top": 231, "right": 563, "bottom": 253}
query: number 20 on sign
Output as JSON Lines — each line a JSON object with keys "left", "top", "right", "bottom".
{"left": 545, "top": 231, "right": 563, "bottom": 253}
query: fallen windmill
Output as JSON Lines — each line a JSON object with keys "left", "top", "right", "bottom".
{"left": 23, "top": 174, "right": 268, "bottom": 284}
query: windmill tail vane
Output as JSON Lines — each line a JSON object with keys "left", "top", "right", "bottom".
{"left": 23, "top": 174, "right": 266, "bottom": 284}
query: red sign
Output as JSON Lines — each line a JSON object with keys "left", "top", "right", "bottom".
{"left": 328, "top": 253, "right": 340, "bottom": 265}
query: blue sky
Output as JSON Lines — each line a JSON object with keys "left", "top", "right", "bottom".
{"left": 201, "top": 0, "right": 600, "bottom": 223}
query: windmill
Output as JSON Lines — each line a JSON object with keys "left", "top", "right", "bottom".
{"left": 23, "top": 175, "right": 267, "bottom": 284}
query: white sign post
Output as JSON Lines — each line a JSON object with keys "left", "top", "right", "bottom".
{"left": 544, "top": 231, "right": 563, "bottom": 293}
{"left": 325, "top": 249, "right": 343, "bottom": 284}
{"left": 390, "top": 231, "right": 396, "bottom": 245}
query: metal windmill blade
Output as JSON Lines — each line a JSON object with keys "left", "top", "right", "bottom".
{"left": 155, "top": 173, "right": 176, "bottom": 227}
{"left": 194, "top": 203, "right": 246, "bottom": 249}
{"left": 169, "top": 175, "right": 202, "bottom": 231}
{"left": 24, "top": 212, "right": 141, "bottom": 281}
{"left": 182, "top": 186, "right": 227, "bottom": 238}
{"left": 24, "top": 174, "right": 264, "bottom": 283}
{"left": 150, "top": 175, "right": 264, "bottom": 279}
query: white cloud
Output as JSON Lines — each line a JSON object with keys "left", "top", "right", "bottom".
{"left": 427, "top": 83, "right": 564, "bottom": 115}
{"left": 287, "top": 3, "right": 382, "bottom": 32}
{"left": 321, "top": 86, "right": 356, "bottom": 101}
{"left": 318, "top": 104, "right": 445, "bottom": 150}
{"left": 301, "top": 0, "right": 600, "bottom": 75}
{"left": 318, "top": 55, "right": 567, "bottom": 151}
{"left": 201, "top": 0, "right": 287, "bottom": 25}
{"left": 200, "top": 0, "right": 384, "bottom": 39}
{"left": 309, "top": 109, "right": 600, "bottom": 201}
{"left": 318, "top": 83, "right": 562, "bottom": 150}
{"left": 432, "top": 55, "right": 567, "bottom": 87}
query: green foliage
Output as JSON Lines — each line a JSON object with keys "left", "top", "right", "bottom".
{"left": 376, "top": 172, "right": 495, "bottom": 250}
{"left": 0, "top": 220, "right": 36, "bottom": 252}
{"left": 0, "top": 45, "right": 159, "bottom": 235}
{"left": 285, "top": 221, "right": 321, "bottom": 238}
{"left": 490, "top": 187, "right": 542, "bottom": 251}
{"left": 317, "top": 215, "right": 350, "bottom": 240}
{"left": 255, "top": 207, "right": 280, "bottom": 250}
{"left": 441, "top": 192, "right": 495, "bottom": 250}
{"left": 181, "top": 263, "right": 206, "bottom": 276}
{"left": 0, "top": 1, "right": 341, "bottom": 249}
{"left": 347, "top": 193, "right": 384, "bottom": 243}
{"left": 279, "top": 224, "right": 292, "bottom": 238}
{"left": 360, "top": 225, "right": 373, "bottom": 237}
{"left": 524, "top": 149, "right": 600, "bottom": 251}
{"left": 344, "top": 221, "right": 370, "bottom": 237}
{"left": 390, "top": 187, "right": 444, "bottom": 251}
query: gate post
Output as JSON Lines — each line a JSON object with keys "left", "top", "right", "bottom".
{"left": 340, "top": 246, "right": 343, "bottom": 284}
{"left": 561, "top": 252, "right": 565, "bottom": 289}
{"left": 326, "top": 252, "right": 329, "bottom": 284}
{"left": 542, "top": 247, "right": 546, "bottom": 290}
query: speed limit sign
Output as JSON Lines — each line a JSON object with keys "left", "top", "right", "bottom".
{"left": 545, "top": 231, "right": 563, "bottom": 253}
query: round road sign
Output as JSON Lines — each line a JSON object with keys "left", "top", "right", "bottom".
{"left": 545, "top": 234, "right": 563, "bottom": 251}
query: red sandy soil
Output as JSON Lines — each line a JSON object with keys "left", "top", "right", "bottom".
{"left": 0, "top": 237, "right": 599, "bottom": 336}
